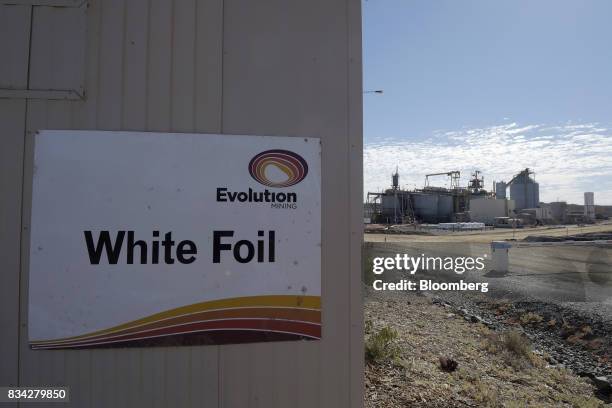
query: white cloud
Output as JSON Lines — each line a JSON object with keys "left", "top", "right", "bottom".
{"left": 364, "top": 122, "right": 612, "bottom": 205}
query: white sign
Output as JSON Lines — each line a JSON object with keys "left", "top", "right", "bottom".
{"left": 28, "top": 131, "right": 321, "bottom": 349}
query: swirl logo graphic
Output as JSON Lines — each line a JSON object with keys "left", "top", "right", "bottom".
{"left": 249, "top": 149, "right": 309, "bottom": 188}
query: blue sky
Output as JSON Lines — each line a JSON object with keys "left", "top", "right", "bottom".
{"left": 363, "top": 0, "right": 612, "bottom": 204}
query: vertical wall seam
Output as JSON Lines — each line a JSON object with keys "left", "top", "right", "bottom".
{"left": 169, "top": 0, "right": 175, "bottom": 131}
{"left": 120, "top": 0, "right": 127, "bottom": 129}
{"left": 346, "top": 0, "right": 364, "bottom": 405}
{"left": 345, "top": 0, "right": 353, "bottom": 405}
{"left": 218, "top": 2, "right": 225, "bottom": 400}
{"left": 187, "top": 348, "right": 192, "bottom": 408}
{"left": 144, "top": 0, "right": 151, "bottom": 130}
{"left": 17, "top": 4, "right": 35, "bottom": 388}
{"left": 191, "top": 0, "right": 197, "bottom": 132}
{"left": 138, "top": 349, "right": 143, "bottom": 407}
{"left": 163, "top": 349, "right": 168, "bottom": 408}
{"left": 219, "top": 0, "right": 225, "bottom": 134}
{"left": 17, "top": 103, "right": 28, "bottom": 391}
{"left": 92, "top": 0, "right": 100, "bottom": 131}
{"left": 94, "top": 0, "right": 102, "bottom": 128}
{"left": 217, "top": 347, "right": 221, "bottom": 408}
{"left": 25, "top": 5, "right": 34, "bottom": 90}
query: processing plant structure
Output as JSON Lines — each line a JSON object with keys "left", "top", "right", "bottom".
{"left": 365, "top": 168, "right": 597, "bottom": 226}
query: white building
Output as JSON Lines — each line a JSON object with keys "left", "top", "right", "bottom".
{"left": 470, "top": 197, "right": 515, "bottom": 225}
{"left": 584, "top": 192, "right": 595, "bottom": 220}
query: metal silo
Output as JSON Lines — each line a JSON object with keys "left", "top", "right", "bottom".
{"left": 509, "top": 169, "right": 539, "bottom": 210}
{"left": 495, "top": 182, "right": 507, "bottom": 199}
{"left": 437, "top": 194, "right": 454, "bottom": 222}
{"left": 412, "top": 193, "right": 439, "bottom": 223}
{"left": 584, "top": 192, "right": 595, "bottom": 220}
{"left": 382, "top": 193, "right": 400, "bottom": 222}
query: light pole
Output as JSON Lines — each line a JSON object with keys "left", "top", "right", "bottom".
{"left": 363, "top": 90, "right": 384, "bottom": 94}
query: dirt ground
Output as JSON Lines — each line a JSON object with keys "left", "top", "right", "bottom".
{"left": 364, "top": 222, "right": 612, "bottom": 243}
{"left": 364, "top": 290, "right": 610, "bottom": 407}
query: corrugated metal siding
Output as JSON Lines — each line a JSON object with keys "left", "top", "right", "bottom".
{"left": 0, "top": 5, "right": 31, "bottom": 89}
{"left": 29, "top": 4, "right": 87, "bottom": 94}
{"left": 1, "top": 0, "right": 363, "bottom": 406}
{"left": 0, "top": 99, "right": 26, "bottom": 408}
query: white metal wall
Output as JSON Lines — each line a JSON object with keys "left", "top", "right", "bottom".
{"left": 0, "top": 0, "right": 363, "bottom": 407}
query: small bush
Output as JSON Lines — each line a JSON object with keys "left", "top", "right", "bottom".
{"left": 519, "top": 312, "right": 543, "bottom": 326}
{"left": 560, "top": 322, "right": 575, "bottom": 339}
{"left": 365, "top": 326, "right": 400, "bottom": 364}
{"left": 558, "top": 394, "right": 603, "bottom": 408}
{"left": 585, "top": 338, "right": 603, "bottom": 350}
{"left": 494, "top": 302, "right": 512, "bottom": 316}
{"left": 502, "top": 330, "right": 531, "bottom": 359}
{"left": 548, "top": 367, "right": 571, "bottom": 385}
{"left": 473, "top": 381, "right": 499, "bottom": 407}
{"left": 485, "top": 330, "right": 538, "bottom": 369}
{"left": 566, "top": 325, "right": 594, "bottom": 346}
{"left": 461, "top": 380, "right": 499, "bottom": 407}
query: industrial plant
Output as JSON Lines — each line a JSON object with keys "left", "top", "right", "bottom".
{"left": 365, "top": 168, "right": 600, "bottom": 227}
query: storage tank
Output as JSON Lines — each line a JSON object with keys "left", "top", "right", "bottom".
{"left": 495, "top": 182, "right": 507, "bottom": 199}
{"left": 381, "top": 193, "right": 400, "bottom": 221}
{"left": 584, "top": 192, "right": 595, "bottom": 220}
{"left": 437, "top": 194, "right": 454, "bottom": 222}
{"left": 510, "top": 170, "right": 539, "bottom": 210}
{"left": 412, "top": 193, "right": 439, "bottom": 223}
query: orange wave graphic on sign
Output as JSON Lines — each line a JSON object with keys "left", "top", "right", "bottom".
{"left": 30, "top": 295, "right": 321, "bottom": 349}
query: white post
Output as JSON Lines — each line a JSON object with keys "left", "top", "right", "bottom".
{"left": 491, "top": 241, "right": 512, "bottom": 273}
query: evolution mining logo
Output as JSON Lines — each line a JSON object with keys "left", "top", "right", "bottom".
{"left": 216, "top": 149, "right": 308, "bottom": 209}
{"left": 248, "top": 149, "right": 308, "bottom": 188}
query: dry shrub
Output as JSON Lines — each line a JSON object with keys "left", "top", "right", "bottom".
{"left": 567, "top": 334, "right": 584, "bottom": 345}
{"left": 558, "top": 394, "right": 603, "bottom": 408}
{"left": 566, "top": 325, "right": 594, "bottom": 346}
{"left": 494, "top": 301, "right": 512, "bottom": 316}
{"left": 560, "top": 322, "right": 575, "bottom": 339}
{"left": 365, "top": 325, "right": 401, "bottom": 364}
{"left": 485, "top": 330, "right": 539, "bottom": 369}
{"left": 519, "top": 312, "right": 543, "bottom": 326}
{"left": 472, "top": 381, "right": 499, "bottom": 407}
{"left": 460, "top": 380, "right": 500, "bottom": 407}
{"left": 548, "top": 367, "right": 571, "bottom": 385}
{"left": 585, "top": 338, "right": 603, "bottom": 350}
{"left": 503, "top": 330, "right": 531, "bottom": 358}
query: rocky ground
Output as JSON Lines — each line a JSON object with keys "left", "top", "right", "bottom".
{"left": 433, "top": 292, "right": 612, "bottom": 379}
{"left": 364, "top": 289, "right": 611, "bottom": 407}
